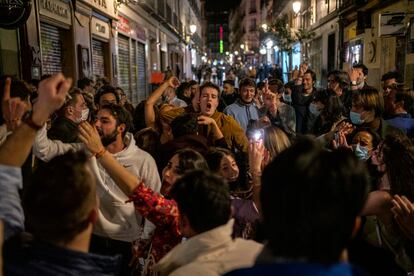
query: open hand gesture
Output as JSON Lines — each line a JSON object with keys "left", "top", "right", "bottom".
{"left": 78, "top": 121, "right": 105, "bottom": 155}
{"left": 2, "top": 78, "right": 27, "bottom": 131}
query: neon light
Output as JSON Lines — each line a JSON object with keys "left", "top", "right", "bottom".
{"left": 219, "top": 25, "right": 223, "bottom": 53}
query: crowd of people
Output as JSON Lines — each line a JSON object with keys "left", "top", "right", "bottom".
{"left": 0, "top": 61, "right": 414, "bottom": 276}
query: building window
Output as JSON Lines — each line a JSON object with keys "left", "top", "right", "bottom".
{"left": 328, "top": 0, "right": 337, "bottom": 14}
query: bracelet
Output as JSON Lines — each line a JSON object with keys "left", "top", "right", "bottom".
{"left": 95, "top": 148, "right": 107, "bottom": 159}
{"left": 23, "top": 112, "right": 43, "bottom": 130}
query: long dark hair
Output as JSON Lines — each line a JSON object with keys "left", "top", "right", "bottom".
{"left": 381, "top": 132, "right": 414, "bottom": 201}
{"left": 174, "top": 148, "right": 209, "bottom": 176}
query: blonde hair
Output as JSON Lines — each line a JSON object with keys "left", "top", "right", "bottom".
{"left": 263, "top": 126, "right": 291, "bottom": 161}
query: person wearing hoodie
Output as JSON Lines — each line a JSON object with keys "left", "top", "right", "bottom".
{"left": 32, "top": 103, "right": 161, "bottom": 275}
{"left": 224, "top": 78, "right": 260, "bottom": 132}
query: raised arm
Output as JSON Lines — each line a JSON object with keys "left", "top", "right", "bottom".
{"left": 78, "top": 121, "right": 138, "bottom": 196}
{"left": 78, "top": 122, "right": 179, "bottom": 227}
{"left": 145, "top": 77, "right": 179, "bottom": 128}
{"left": 0, "top": 74, "right": 71, "bottom": 239}
{"left": 0, "top": 75, "right": 71, "bottom": 166}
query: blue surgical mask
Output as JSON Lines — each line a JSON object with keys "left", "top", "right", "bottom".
{"left": 350, "top": 111, "right": 364, "bottom": 125}
{"left": 283, "top": 94, "right": 292, "bottom": 103}
{"left": 309, "top": 103, "right": 321, "bottom": 116}
{"left": 352, "top": 143, "right": 370, "bottom": 161}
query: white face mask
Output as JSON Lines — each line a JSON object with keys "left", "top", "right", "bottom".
{"left": 75, "top": 108, "right": 89, "bottom": 123}
{"left": 81, "top": 108, "right": 89, "bottom": 122}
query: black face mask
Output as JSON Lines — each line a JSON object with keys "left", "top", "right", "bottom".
{"left": 101, "top": 129, "right": 119, "bottom": 147}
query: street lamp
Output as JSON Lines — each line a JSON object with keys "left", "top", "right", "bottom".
{"left": 234, "top": 50, "right": 239, "bottom": 55}
{"left": 292, "top": 1, "right": 301, "bottom": 14}
{"left": 261, "top": 23, "right": 268, "bottom": 31}
{"left": 240, "top": 44, "right": 245, "bottom": 49}
{"left": 259, "top": 48, "right": 267, "bottom": 55}
{"left": 190, "top": 24, "right": 197, "bottom": 35}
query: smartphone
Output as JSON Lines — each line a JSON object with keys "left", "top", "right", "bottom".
{"left": 250, "top": 129, "right": 264, "bottom": 142}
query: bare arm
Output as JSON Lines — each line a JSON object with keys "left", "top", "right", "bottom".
{"left": 248, "top": 140, "right": 265, "bottom": 212}
{"left": 361, "top": 190, "right": 393, "bottom": 217}
{"left": 145, "top": 77, "right": 179, "bottom": 128}
{"left": 78, "top": 122, "right": 139, "bottom": 196}
{"left": 0, "top": 75, "right": 71, "bottom": 166}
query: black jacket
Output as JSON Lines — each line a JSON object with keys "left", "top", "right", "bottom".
{"left": 4, "top": 234, "right": 122, "bottom": 275}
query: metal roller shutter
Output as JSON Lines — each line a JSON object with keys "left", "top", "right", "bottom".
{"left": 92, "top": 39, "right": 105, "bottom": 78}
{"left": 137, "top": 42, "right": 147, "bottom": 103}
{"left": 118, "top": 35, "right": 130, "bottom": 101}
{"left": 131, "top": 40, "right": 138, "bottom": 105}
{"left": 40, "top": 22, "right": 63, "bottom": 75}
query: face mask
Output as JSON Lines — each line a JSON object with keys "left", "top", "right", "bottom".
{"left": 74, "top": 108, "right": 89, "bottom": 124}
{"left": 81, "top": 108, "right": 89, "bottom": 122}
{"left": 283, "top": 94, "right": 292, "bottom": 103}
{"left": 352, "top": 144, "right": 370, "bottom": 161}
{"left": 350, "top": 111, "right": 364, "bottom": 125}
{"left": 309, "top": 103, "right": 321, "bottom": 116}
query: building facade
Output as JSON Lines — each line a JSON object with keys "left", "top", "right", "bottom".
{"left": 0, "top": 0, "right": 203, "bottom": 106}
{"left": 266, "top": 0, "right": 414, "bottom": 90}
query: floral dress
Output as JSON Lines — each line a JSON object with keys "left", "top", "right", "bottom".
{"left": 128, "top": 183, "right": 182, "bottom": 274}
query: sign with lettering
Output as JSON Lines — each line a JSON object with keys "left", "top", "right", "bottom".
{"left": 117, "top": 15, "right": 131, "bottom": 35}
{"left": 83, "top": 0, "right": 116, "bottom": 19}
{"left": 91, "top": 17, "right": 109, "bottom": 39}
{"left": 39, "top": 0, "right": 71, "bottom": 26}
{"left": 0, "top": 0, "right": 31, "bottom": 29}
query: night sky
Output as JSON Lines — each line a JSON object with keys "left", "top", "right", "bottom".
{"left": 205, "top": 0, "right": 240, "bottom": 11}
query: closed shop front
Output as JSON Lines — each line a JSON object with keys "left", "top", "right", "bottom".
{"left": 39, "top": 0, "right": 74, "bottom": 77}
{"left": 117, "top": 34, "right": 131, "bottom": 100}
{"left": 92, "top": 39, "right": 105, "bottom": 77}
{"left": 91, "top": 16, "right": 110, "bottom": 79}
{"left": 117, "top": 14, "right": 148, "bottom": 106}
{"left": 136, "top": 42, "right": 146, "bottom": 102}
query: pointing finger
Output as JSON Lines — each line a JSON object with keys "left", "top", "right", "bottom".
{"left": 3, "top": 77, "right": 11, "bottom": 102}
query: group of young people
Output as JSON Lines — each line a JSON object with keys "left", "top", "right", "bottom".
{"left": 0, "top": 62, "right": 413, "bottom": 276}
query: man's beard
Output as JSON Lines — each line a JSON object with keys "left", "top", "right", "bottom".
{"left": 101, "top": 129, "right": 119, "bottom": 147}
